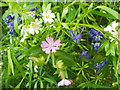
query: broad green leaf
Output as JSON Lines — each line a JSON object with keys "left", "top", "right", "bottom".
{"left": 56, "top": 50, "right": 76, "bottom": 67}
{"left": 95, "top": 6, "right": 120, "bottom": 19}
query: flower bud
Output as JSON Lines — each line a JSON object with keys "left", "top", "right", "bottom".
{"left": 56, "top": 60, "right": 64, "bottom": 69}
{"left": 28, "top": 56, "right": 45, "bottom": 66}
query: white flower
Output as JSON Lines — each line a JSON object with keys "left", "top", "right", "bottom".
{"left": 104, "top": 21, "right": 119, "bottom": 44}
{"left": 28, "top": 19, "right": 42, "bottom": 35}
{"left": 42, "top": 10, "right": 55, "bottom": 23}
{"left": 58, "top": 79, "right": 73, "bottom": 87}
{"left": 20, "top": 26, "right": 29, "bottom": 42}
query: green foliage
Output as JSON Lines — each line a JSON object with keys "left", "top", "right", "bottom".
{"left": 1, "top": 1, "right": 119, "bottom": 89}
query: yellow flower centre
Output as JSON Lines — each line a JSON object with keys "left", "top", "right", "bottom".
{"left": 45, "top": 15, "right": 50, "bottom": 19}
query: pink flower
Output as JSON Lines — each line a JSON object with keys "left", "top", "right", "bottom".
{"left": 41, "top": 37, "right": 62, "bottom": 54}
{"left": 58, "top": 79, "right": 73, "bottom": 87}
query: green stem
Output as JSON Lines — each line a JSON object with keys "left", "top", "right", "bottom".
{"left": 51, "top": 53, "right": 56, "bottom": 68}
{"left": 45, "top": 53, "right": 50, "bottom": 64}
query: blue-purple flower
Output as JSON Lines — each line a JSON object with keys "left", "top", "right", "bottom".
{"left": 94, "top": 60, "right": 107, "bottom": 70}
{"left": 92, "top": 43, "right": 101, "bottom": 51}
{"left": 68, "top": 29, "right": 82, "bottom": 44}
{"left": 81, "top": 51, "right": 90, "bottom": 58}
{"left": 89, "top": 28, "right": 104, "bottom": 41}
{"left": 3, "top": 13, "right": 22, "bottom": 37}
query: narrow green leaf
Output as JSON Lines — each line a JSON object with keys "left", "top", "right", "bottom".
{"left": 44, "top": 78, "right": 54, "bottom": 84}
{"left": 0, "top": 2, "right": 8, "bottom": 7}
{"left": 22, "top": 4, "right": 37, "bottom": 10}
{"left": 96, "top": 6, "right": 120, "bottom": 19}
{"left": 61, "top": 7, "right": 68, "bottom": 19}
{"left": 7, "top": 49, "right": 14, "bottom": 75}
{"left": 45, "top": 3, "right": 51, "bottom": 11}
{"left": 13, "top": 9, "right": 19, "bottom": 34}
{"left": 91, "top": 10, "right": 117, "bottom": 19}
{"left": 78, "top": 83, "right": 112, "bottom": 88}
{"left": 15, "top": 77, "right": 25, "bottom": 88}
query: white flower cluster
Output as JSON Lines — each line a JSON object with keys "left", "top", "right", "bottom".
{"left": 20, "top": 19, "right": 42, "bottom": 42}
{"left": 104, "top": 21, "right": 119, "bottom": 44}
{"left": 20, "top": 10, "right": 55, "bottom": 42}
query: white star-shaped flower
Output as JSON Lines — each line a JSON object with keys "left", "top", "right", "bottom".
{"left": 42, "top": 10, "right": 55, "bottom": 23}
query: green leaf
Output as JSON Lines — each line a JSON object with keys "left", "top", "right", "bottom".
{"left": 2, "top": 10, "right": 12, "bottom": 19}
{"left": 105, "top": 41, "right": 110, "bottom": 52}
{"left": 45, "top": 3, "right": 51, "bottom": 11}
{"left": 23, "top": 4, "right": 37, "bottom": 10}
{"left": 20, "top": 12, "right": 35, "bottom": 21}
{"left": 78, "top": 83, "right": 112, "bottom": 88}
{"left": 7, "top": 49, "right": 14, "bottom": 75}
{"left": 44, "top": 78, "right": 54, "bottom": 84}
{"left": 15, "top": 77, "right": 25, "bottom": 88}
{"left": 56, "top": 50, "right": 76, "bottom": 67}
{"left": 0, "top": 2, "right": 8, "bottom": 7}
{"left": 13, "top": 9, "right": 19, "bottom": 34}
{"left": 61, "top": 7, "right": 68, "bottom": 19}
{"left": 91, "top": 10, "right": 117, "bottom": 19}
{"left": 23, "top": 45, "right": 42, "bottom": 56}
{"left": 66, "top": 7, "right": 77, "bottom": 22}
{"left": 95, "top": 6, "right": 120, "bottom": 19}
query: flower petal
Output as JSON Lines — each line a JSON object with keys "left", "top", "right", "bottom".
{"left": 41, "top": 41, "right": 49, "bottom": 48}
{"left": 46, "top": 37, "right": 54, "bottom": 44}
{"left": 53, "top": 39, "right": 62, "bottom": 46}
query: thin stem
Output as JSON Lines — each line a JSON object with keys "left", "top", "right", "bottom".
{"left": 45, "top": 53, "right": 50, "bottom": 64}
{"left": 51, "top": 53, "right": 56, "bottom": 68}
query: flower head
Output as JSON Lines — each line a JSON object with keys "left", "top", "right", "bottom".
{"left": 28, "top": 19, "right": 42, "bottom": 35}
{"left": 41, "top": 37, "right": 62, "bottom": 54}
{"left": 104, "top": 21, "right": 119, "bottom": 44}
{"left": 94, "top": 60, "right": 106, "bottom": 70}
{"left": 42, "top": 10, "right": 55, "bottom": 23}
{"left": 58, "top": 79, "right": 73, "bottom": 87}
{"left": 68, "top": 29, "right": 82, "bottom": 44}
{"left": 81, "top": 51, "right": 90, "bottom": 58}
{"left": 89, "top": 28, "right": 104, "bottom": 41}
{"left": 92, "top": 43, "right": 101, "bottom": 51}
